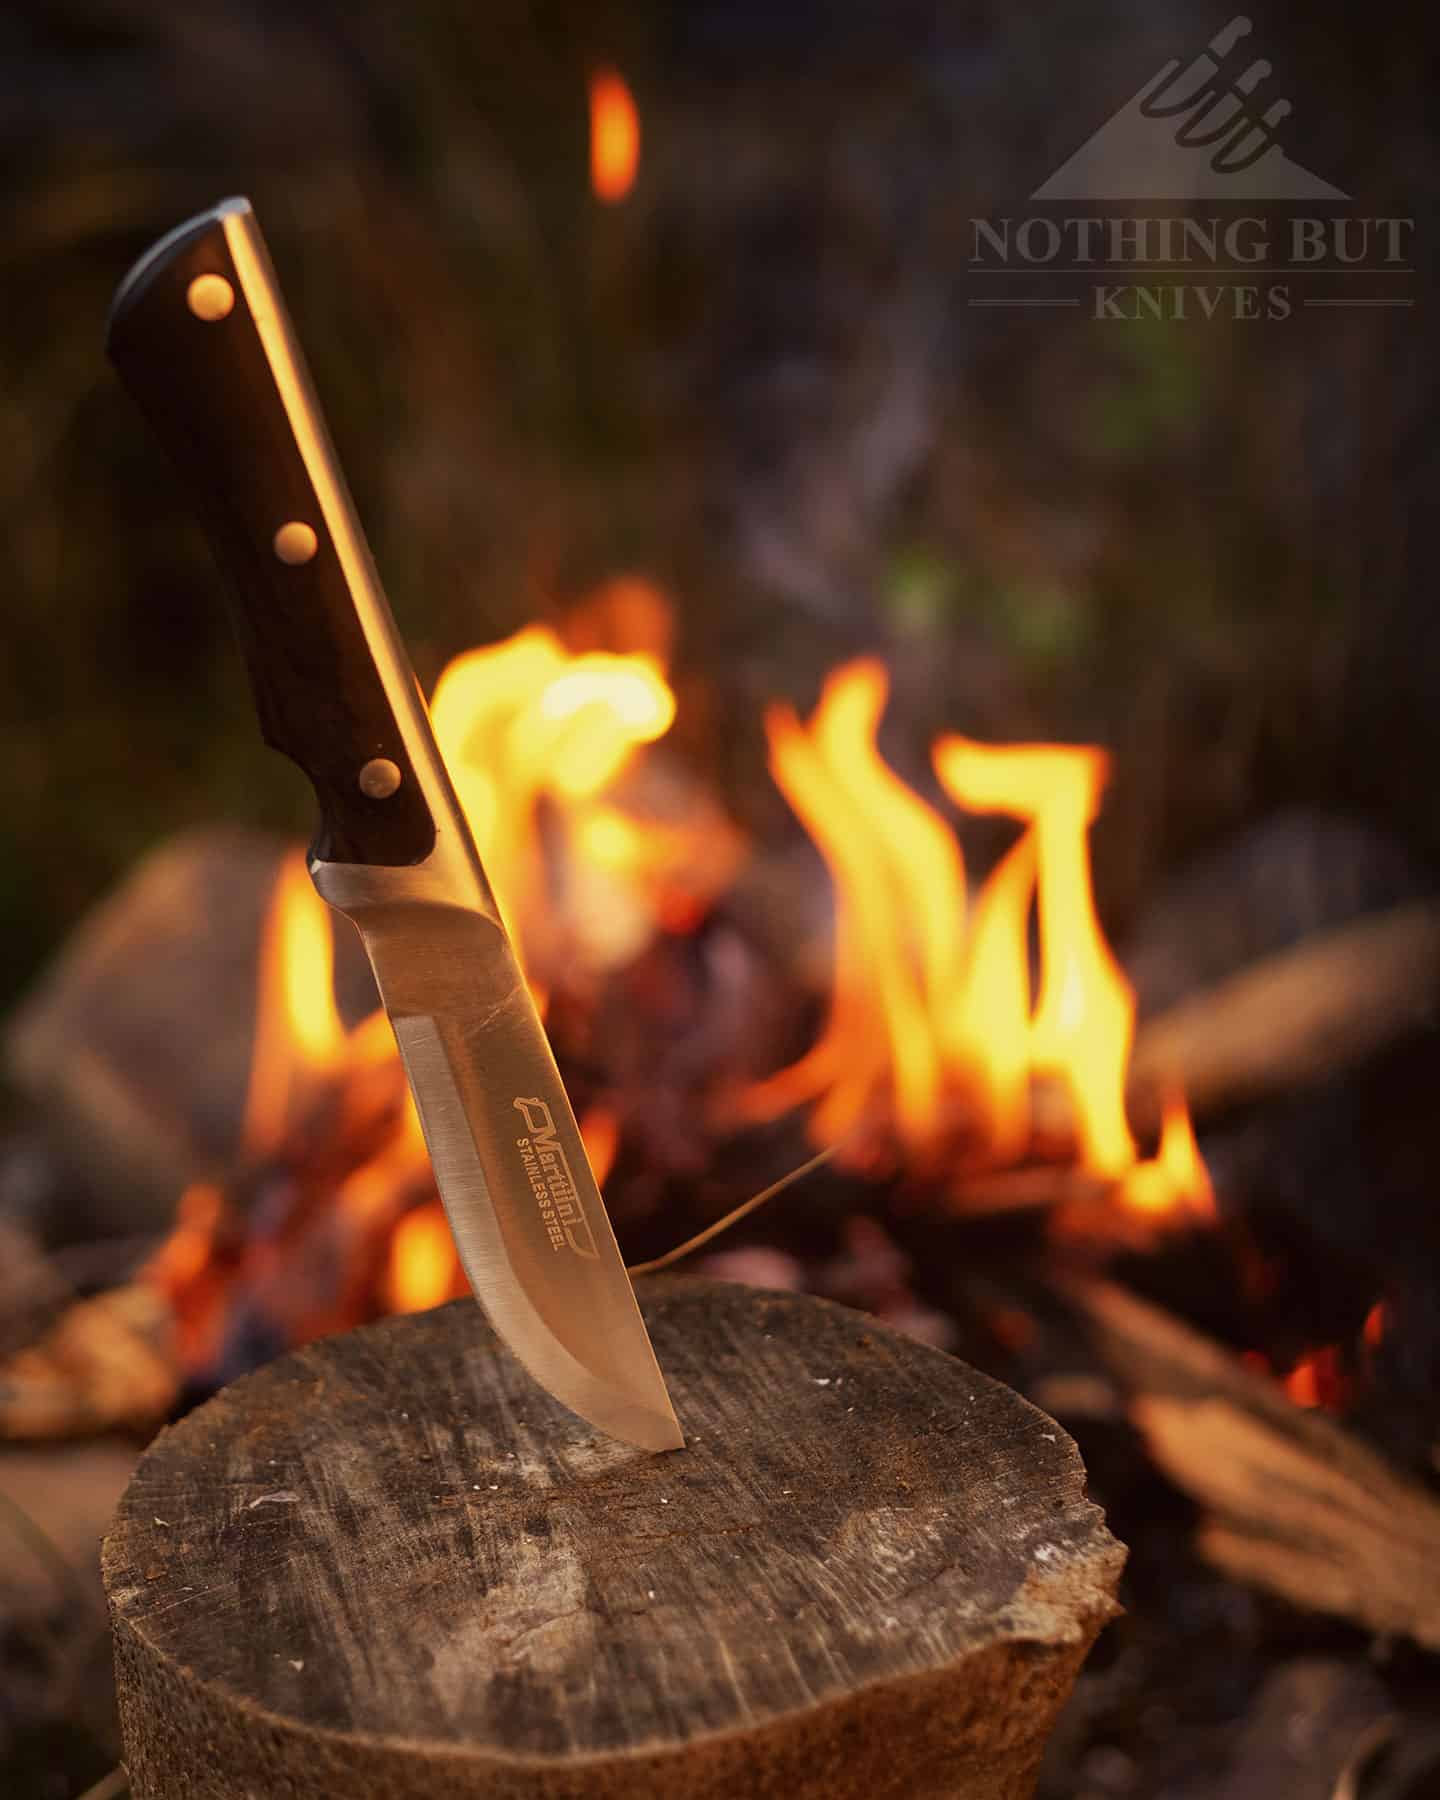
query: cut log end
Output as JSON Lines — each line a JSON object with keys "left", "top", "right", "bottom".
{"left": 104, "top": 1278, "right": 1124, "bottom": 1799}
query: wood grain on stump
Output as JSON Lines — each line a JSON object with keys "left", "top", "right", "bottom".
{"left": 104, "top": 1279, "right": 1124, "bottom": 1799}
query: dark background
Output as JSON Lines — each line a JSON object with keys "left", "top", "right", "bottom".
{"left": 1, "top": 0, "right": 1436, "bottom": 1010}
{"left": 3, "top": 10, "right": 1439, "bottom": 1796}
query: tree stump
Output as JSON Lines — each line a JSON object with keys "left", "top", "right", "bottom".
{"left": 104, "top": 1279, "right": 1124, "bottom": 1799}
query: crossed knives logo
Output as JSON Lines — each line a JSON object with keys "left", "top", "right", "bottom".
{"left": 1034, "top": 14, "right": 1346, "bottom": 201}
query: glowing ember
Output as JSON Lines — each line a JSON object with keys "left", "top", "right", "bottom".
{"left": 1283, "top": 1345, "right": 1350, "bottom": 1411}
{"left": 589, "top": 68, "right": 640, "bottom": 203}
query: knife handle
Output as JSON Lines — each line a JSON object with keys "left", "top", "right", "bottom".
{"left": 106, "top": 198, "right": 436, "bottom": 867}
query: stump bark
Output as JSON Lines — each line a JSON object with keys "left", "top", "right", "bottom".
{"left": 104, "top": 1279, "right": 1124, "bottom": 1799}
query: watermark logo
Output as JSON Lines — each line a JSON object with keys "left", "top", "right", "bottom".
{"left": 971, "top": 15, "right": 1415, "bottom": 321}
{"left": 1034, "top": 16, "right": 1344, "bottom": 201}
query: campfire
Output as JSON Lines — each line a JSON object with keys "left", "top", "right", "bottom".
{"left": 4, "top": 7, "right": 1437, "bottom": 1789}
{"left": 9, "top": 593, "right": 1440, "bottom": 1797}
{"left": 114, "top": 606, "right": 1235, "bottom": 1392}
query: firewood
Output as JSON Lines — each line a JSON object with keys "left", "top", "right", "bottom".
{"left": 0, "top": 1218, "right": 71, "bottom": 1360}
{"left": 105, "top": 1278, "right": 1123, "bottom": 1800}
{"left": 4, "top": 828, "right": 294, "bottom": 1229}
{"left": 0, "top": 1287, "right": 177, "bottom": 1441}
{"left": 1127, "top": 901, "right": 1440, "bottom": 1127}
{"left": 950, "top": 1163, "right": 1112, "bottom": 1219}
{"left": 1210, "top": 1659, "right": 1397, "bottom": 1800}
{"left": 1064, "top": 1278, "right": 1440, "bottom": 1649}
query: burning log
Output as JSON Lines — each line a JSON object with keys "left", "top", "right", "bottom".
{"left": 105, "top": 1280, "right": 1123, "bottom": 1799}
{"left": 1066, "top": 1278, "right": 1440, "bottom": 1650}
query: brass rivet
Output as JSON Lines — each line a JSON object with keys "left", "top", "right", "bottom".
{"left": 186, "top": 274, "right": 235, "bottom": 321}
{"left": 272, "top": 521, "right": 318, "bottom": 565}
{"left": 358, "top": 757, "right": 403, "bottom": 799}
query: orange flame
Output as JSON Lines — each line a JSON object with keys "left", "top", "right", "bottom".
{"left": 386, "top": 1204, "right": 461, "bottom": 1314}
{"left": 140, "top": 1183, "right": 227, "bottom": 1371}
{"left": 430, "top": 625, "right": 675, "bottom": 975}
{"left": 242, "top": 852, "right": 345, "bottom": 1154}
{"left": 934, "top": 738, "right": 1135, "bottom": 1175}
{"left": 748, "top": 660, "right": 1209, "bottom": 1212}
{"left": 579, "top": 1104, "right": 621, "bottom": 1189}
{"left": 150, "top": 633, "right": 1223, "bottom": 1376}
{"left": 943, "top": 832, "right": 1035, "bottom": 1166}
{"left": 1116, "top": 1089, "right": 1215, "bottom": 1223}
{"left": 744, "top": 663, "right": 963, "bottom": 1152}
{"left": 145, "top": 615, "right": 684, "bottom": 1370}
{"left": 589, "top": 68, "right": 640, "bottom": 203}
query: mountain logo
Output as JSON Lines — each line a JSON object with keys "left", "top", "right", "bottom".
{"left": 1033, "top": 15, "right": 1347, "bottom": 201}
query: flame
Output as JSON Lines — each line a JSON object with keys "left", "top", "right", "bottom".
{"left": 575, "top": 806, "right": 644, "bottom": 870}
{"left": 148, "top": 633, "right": 1227, "bottom": 1379}
{"left": 1117, "top": 1090, "right": 1215, "bottom": 1223}
{"left": 943, "top": 832, "right": 1035, "bottom": 1166}
{"left": 748, "top": 659, "right": 1209, "bottom": 1211}
{"left": 430, "top": 625, "right": 675, "bottom": 974}
{"left": 744, "top": 663, "right": 962, "bottom": 1151}
{"left": 579, "top": 1104, "right": 621, "bottom": 1188}
{"left": 934, "top": 738, "right": 1135, "bottom": 1175}
{"left": 346, "top": 1007, "right": 400, "bottom": 1068}
{"left": 144, "top": 616, "right": 686, "bottom": 1374}
{"left": 386, "top": 1204, "right": 461, "bottom": 1314}
{"left": 242, "top": 852, "right": 345, "bottom": 1154}
{"left": 143, "top": 1182, "right": 223, "bottom": 1295}
{"left": 140, "top": 1183, "right": 227, "bottom": 1371}
{"left": 589, "top": 68, "right": 640, "bottom": 203}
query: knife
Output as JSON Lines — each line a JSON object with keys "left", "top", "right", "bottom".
{"left": 107, "top": 197, "right": 683, "bottom": 1454}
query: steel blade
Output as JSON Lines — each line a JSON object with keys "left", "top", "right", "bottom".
{"left": 313, "top": 856, "right": 683, "bottom": 1454}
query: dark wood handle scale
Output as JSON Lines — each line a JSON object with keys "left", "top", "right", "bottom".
{"left": 106, "top": 197, "right": 436, "bottom": 866}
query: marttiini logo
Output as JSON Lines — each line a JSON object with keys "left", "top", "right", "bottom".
{"left": 513, "top": 1096, "right": 600, "bottom": 1259}
{"left": 970, "top": 16, "right": 1415, "bottom": 322}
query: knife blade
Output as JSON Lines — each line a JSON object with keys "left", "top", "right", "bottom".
{"left": 107, "top": 196, "right": 683, "bottom": 1454}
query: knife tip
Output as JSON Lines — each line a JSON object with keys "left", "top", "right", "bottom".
{"left": 625, "top": 1405, "right": 686, "bottom": 1455}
